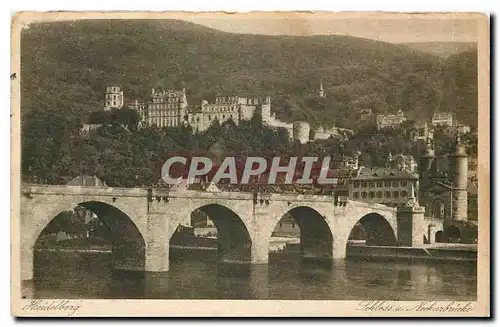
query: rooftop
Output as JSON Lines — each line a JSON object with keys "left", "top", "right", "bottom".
{"left": 353, "top": 167, "right": 419, "bottom": 181}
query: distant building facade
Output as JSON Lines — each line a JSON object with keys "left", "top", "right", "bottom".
{"left": 187, "top": 95, "right": 271, "bottom": 133}
{"left": 107, "top": 85, "right": 336, "bottom": 144}
{"left": 104, "top": 86, "right": 124, "bottom": 111}
{"left": 376, "top": 110, "right": 406, "bottom": 130}
{"left": 408, "top": 123, "right": 433, "bottom": 142}
{"left": 348, "top": 167, "right": 419, "bottom": 207}
{"left": 432, "top": 112, "right": 454, "bottom": 127}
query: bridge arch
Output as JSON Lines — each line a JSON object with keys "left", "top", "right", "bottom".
{"left": 347, "top": 213, "right": 398, "bottom": 246}
{"left": 168, "top": 202, "right": 253, "bottom": 263}
{"left": 27, "top": 200, "right": 146, "bottom": 285}
{"left": 268, "top": 205, "right": 334, "bottom": 261}
{"left": 21, "top": 195, "right": 149, "bottom": 281}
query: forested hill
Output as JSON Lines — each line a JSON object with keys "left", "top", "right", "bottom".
{"left": 400, "top": 41, "right": 477, "bottom": 57}
{"left": 21, "top": 19, "right": 478, "bottom": 129}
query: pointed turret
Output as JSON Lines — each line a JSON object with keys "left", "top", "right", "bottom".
{"left": 319, "top": 81, "right": 325, "bottom": 98}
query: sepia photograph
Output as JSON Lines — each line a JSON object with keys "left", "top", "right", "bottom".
{"left": 10, "top": 11, "right": 489, "bottom": 317}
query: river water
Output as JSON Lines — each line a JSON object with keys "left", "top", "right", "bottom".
{"left": 29, "top": 250, "right": 477, "bottom": 301}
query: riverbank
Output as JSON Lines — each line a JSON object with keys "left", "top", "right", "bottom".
{"left": 346, "top": 243, "right": 477, "bottom": 262}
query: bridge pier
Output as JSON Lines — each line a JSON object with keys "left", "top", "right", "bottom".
{"left": 397, "top": 205, "right": 426, "bottom": 247}
{"left": 332, "top": 239, "right": 348, "bottom": 259}
{"left": 250, "top": 233, "right": 270, "bottom": 264}
{"left": 144, "top": 213, "right": 170, "bottom": 272}
{"left": 21, "top": 245, "right": 34, "bottom": 282}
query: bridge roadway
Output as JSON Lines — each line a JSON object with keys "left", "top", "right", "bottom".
{"left": 19, "top": 184, "right": 440, "bottom": 281}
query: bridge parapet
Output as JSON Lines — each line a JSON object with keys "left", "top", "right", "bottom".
{"left": 346, "top": 200, "right": 397, "bottom": 214}
{"left": 22, "top": 184, "right": 148, "bottom": 198}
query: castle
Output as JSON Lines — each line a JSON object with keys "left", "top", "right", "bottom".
{"left": 106, "top": 84, "right": 352, "bottom": 144}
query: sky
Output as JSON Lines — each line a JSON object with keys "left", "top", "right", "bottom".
{"left": 175, "top": 12, "right": 480, "bottom": 43}
{"left": 17, "top": 12, "right": 482, "bottom": 44}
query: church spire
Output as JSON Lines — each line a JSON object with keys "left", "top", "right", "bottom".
{"left": 319, "top": 80, "right": 325, "bottom": 98}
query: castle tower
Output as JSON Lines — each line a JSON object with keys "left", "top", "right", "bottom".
{"left": 319, "top": 81, "right": 325, "bottom": 98}
{"left": 418, "top": 138, "right": 436, "bottom": 201}
{"left": 179, "top": 88, "right": 188, "bottom": 110}
{"left": 448, "top": 136, "right": 468, "bottom": 221}
{"left": 261, "top": 96, "right": 272, "bottom": 122}
{"left": 104, "top": 86, "right": 124, "bottom": 111}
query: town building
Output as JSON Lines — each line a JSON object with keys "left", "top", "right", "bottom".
{"left": 432, "top": 112, "right": 454, "bottom": 127}
{"left": 431, "top": 112, "right": 471, "bottom": 136}
{"left": 338, "top": 153, "right": 360, "bottom": 171}
{"left": 386, "top": 153, "right": 418, "bottom": 173}
{"left": 443, "top": 124, "right": 471, "bottom": 136}
{"left": 80, "top": 124, "right": 104, "bottom": 135}
{"left": 348, "top": 167, "right": 419, "bottom": 207}
{"left": 408, "top": 123, "right": 433, "bottom": 142}
{"left": 375, "top": 110, "right": 406, "bottom": 130}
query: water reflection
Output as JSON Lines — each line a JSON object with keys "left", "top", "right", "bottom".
{"left": 30, "top": 251, "right": 477, "bottom": 301}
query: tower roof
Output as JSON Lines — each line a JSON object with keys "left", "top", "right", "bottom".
{"left": 450, "top": 135, "right": 468, "bottom": 157}
{"left": 422, "top": 137, "right": 435, "bottom": 157}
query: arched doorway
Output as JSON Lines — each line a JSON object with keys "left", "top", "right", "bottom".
{"left": 169, "top": 204, "right": 252, "bottom": 264}
{"left": 347, "top": 213, "right": 397, "bottom": 246}
{"left": 435, "top": 230, "right": 444, "bottom": 243}
{"left": 270, "top": 206, "right": 333, "bottom": 261}
{"left": 32, "top": 201, "right": 145, "bottom": 298}
{"left": 445, "top": 225, "right": 461, "bottom": 243}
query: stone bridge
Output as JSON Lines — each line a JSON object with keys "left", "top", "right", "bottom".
{"left": 19, "top": 184, "right": 435, "bottom": 281}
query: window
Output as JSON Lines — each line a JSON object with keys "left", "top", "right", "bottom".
{"left": 385, "top": 191, "right": 391, "bottom": 198}
{"left": 353, "top": 192, "right": 359, "bottom": 198}
{"left": 291, "top": 223, "right": 295, "bottom": 228}
{"left": 392, "top": 181, "right": 399, "bottom": 187}
{"left": 401, "top": 191, "right": 408, "bottom": 197}
{"left": 376, "top": 191, "right": 383, "bottom": 198}
{"left": 369, "top": 182, "right": 375, "bottom": 188}
{"left": 401, "top": 181, "right": 408, "bottom": 187}
{"left": 354, "top": 182, "right": 360, "bottom": 188}
{"left": 362, "top": 192, "right": 368, "bottom": 198}
{"left": 279, "top": 223, "right": 283, "bottom": 228}
{"left": 384, "top": 181, "right": 391, "bottom": 187}
{"left": 361, "top": 182, "right": 368, "bottom": 188}
{"left": 376, "top": 182, "right": 383, "bottom": 187}
{"left": 393, "top": 191, "right": 399, "bottom": 198}
{"left": 208, "top": 115, "right": 211, "bottom": 120}
{"left": 369, "top": 192, "right": 375, "bottom": 198}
